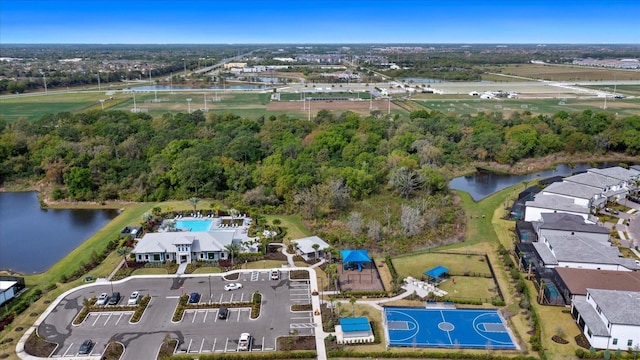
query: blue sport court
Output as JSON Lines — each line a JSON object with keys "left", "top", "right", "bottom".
{"left": 384, "top": 307, "right": 516, "bottom": 349}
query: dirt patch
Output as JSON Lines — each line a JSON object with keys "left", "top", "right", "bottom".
{"left": 552, "top": 335, "right": 570, "bottom": 344}
{"left": 336, "top": 261, "right": 385, "bottom": 292}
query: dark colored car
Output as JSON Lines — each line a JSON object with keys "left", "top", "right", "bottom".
{"left": 107, "top": 292, "right": 121, "bottom": 305}
{"left": 218, "top": 306, "right": 229, "bottom": 319}
{"left": 188, "top": 292, "right": 200, "bottom": 304}
{"left": 78, "top": 339, "right": 93, "bottom": 355}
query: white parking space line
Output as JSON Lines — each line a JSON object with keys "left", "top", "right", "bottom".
{"left": 114, "top": 313, "right": 125, "bottom": 326}
{"left": 262, "top": 337, "right": 265, "bottom": 351}
{"left": 90, "top": 341, "right": 101, "bottom": 356}
{"left": 186, "top": 339, "right": 193, "bottom": 353}
{"left": 236, "top": 309, "right": 241, "bottom": 321}
{"left": 212, "top": 338, "right": 217, "bottom": 352}
{"left": 62, "top": 343, "right": 73, "bottom": 357}
{"left": 91, "top": 314, "right": 101, "bottom": 326}
{"left": 291, "top": 316, "right": 311, "bottom": 320}
{"left": 199, "top": 338, "right": 205, "bottom": 353}
{"left": 239, "top": 293, "right": 245, "bottom": 302}
{"left": 165, "top": 296, "right": 180, "bottom": 299}
{"left": 203, "top": 310, "right": 209, "bottom": 322}
{"left": 218, "top": 293, "right": 224, "bottom": 303}
{"left": 224, "top": 337, "right": 229, "bottom": 352}
{"left": 103, "top": 313, "right": 112, "bottom": 326}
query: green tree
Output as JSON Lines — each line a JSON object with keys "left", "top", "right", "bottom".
{"left": 64, "top": 167, "right": 94, "bottom": 200}
{"left": 224, "top": 243, "right": 241, "bottom": 266}
{"left": 117, "top": 247, "right": 132, "bottom": 268}
{"left": 188, "top": 197, "right": 200, "bottom": 213}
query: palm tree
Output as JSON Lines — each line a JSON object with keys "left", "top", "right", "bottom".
{"left": 224, "top": 243, "right": 241, "bottom": 266}
{"left": 349, "top": 296, "right": 357, "bottom": 317}
{"left": 188, "top": 197, "right": 200, "bottom": 213}
{"left": 312, "top": 243, "right": 320, "bottom": 260}
{"left": 117, "top": 247, "right": 132, "bottom": 268}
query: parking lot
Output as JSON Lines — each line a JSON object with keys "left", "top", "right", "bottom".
{"left": 37, "top": 269, "right": 314, "bottom": 359}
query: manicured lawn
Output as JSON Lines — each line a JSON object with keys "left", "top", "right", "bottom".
{"left": 392, "top": 252, "right": 492, "bottom": 279}
{"left": 0, "top": 91, "right": 126, "bottom": 121}
{"left": 243, "top": 260, "right": 287, "bottom": 269}
{"left": 438, "top": 276, "right": 498, "bottom": 303}
{"left": 263, "top": 215, "right": 311, "bottom": 242}
{"left": 191, "top": 267, "right": 223, "bottom": 274}
{"left": 132, "top": 268, "right": 169, "bottom": 275}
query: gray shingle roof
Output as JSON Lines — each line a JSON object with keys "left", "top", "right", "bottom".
{"left": 542, "top": 182, "right": 602, "bottom": 200}
{"left": 526, "top": 194, "right": 589, "bottom": 214}
{"left": 133, "top": 231, "right": 235, "bottom": 254}
{"left": 564, "top": 172, "right": 620, "bottom": 189}
{"left": 572, "top": 296, "right": 610, "bottom": 336}
{"left": 587, "top": 288, "right": 640, "bottom": 326}
{"left": 536, "top": 213, "right": 609, "bottom": 234}
{"left": 588, "top": 166, "right": 639, "bottom": 181}
{"left": 535, "top": 234, "right": 636, "bottom": 269}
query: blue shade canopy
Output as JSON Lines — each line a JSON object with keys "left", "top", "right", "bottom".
{"left": 340, "top": 249, "right": 372, "bottom": 263}
{"left": 424, "top": 265, "right": 449, "bottom": 278}
{"left": 339, "top": 317, "right": 371, "bottom": 332}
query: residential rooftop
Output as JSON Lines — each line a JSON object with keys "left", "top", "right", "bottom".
{"left": 587, "top": 288, "right": 640, "bottom": 326}
{"left": 564, "top": 172, "right": 621, "bottom": 189}
{"left": 534, "top": 213, "right": 609, "bottom": 234}
{"left": 526, "top": 194, "right": 590, "bottom": 214}
{"left": 534, "top": 234, "right": 636, "bottom": 269}
{"left": 555, "top": 268, "right": 640, "bottom": 296}
{"left": 542, "top": 181, "right": 602, "bottom": 200}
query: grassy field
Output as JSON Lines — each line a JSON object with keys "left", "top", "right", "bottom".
{"left": 391, "top": 252, "right": 492, "bottom": 279}
{"left": 279, "top": 91, "right": 371, "bottom": 101}
{"left": 0, "top": 91, "right": 123, "bottom": 121}
{"left": 415, "top": 97, "right": 640, "bottom": 116}
{"left": 498, "top": 64, "right": 640, "bottom": 81}
{"left": 581, "top": 84, "right": 640, "bottom": 97}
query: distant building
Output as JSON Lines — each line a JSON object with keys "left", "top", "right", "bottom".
{"left": 335, "top": 317, "right": 374, "bottom": 344}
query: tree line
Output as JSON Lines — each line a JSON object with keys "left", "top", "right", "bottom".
{"left": 1, "top": 107, "right": 638, "bottom": 251}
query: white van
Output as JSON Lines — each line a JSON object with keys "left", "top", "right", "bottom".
{"left": 270, "top": 269, "right": 280, "bottom": 280}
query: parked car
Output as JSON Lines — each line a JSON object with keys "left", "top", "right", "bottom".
{"left": 96, "top": 293, "right": 109, "bottom": 306}
{"left": 224, "top": 283, "right": 243, "bottom": 291}
{"left": 188, "top": 292, "right": 201, "bottom": 303}
{"left": 218, "top": 306, "right": 229, "bottom": 319}
{"left": 127, "top": 291, "right": 140, "bottom": 305}
{"left": 612, "top": 209, "right": 620, "bottom": 215}
{"left": 270, "top": 269, "right": 280, "bottom": 280}
{"left": 604, "top": 207, "right": 612, "bottom": 213}
{"left": 78, "top": 339, "right": 93, "bottom": 355}
{"left": 107, "top": 292, "right": 121, "bottom": 305}
{"left": 237, "top": 333, "right": 252, "bottom": 351}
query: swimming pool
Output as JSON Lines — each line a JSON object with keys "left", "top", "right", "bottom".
{"left": 175, "top": 219, "right": 213, "bottom": 232}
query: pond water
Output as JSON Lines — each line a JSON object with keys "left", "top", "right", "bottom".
{"left": 448, "top": 162, "right": 622, "bottom": 201}
{"left": 0, "top": 192, "right": 120, "bottom": 274}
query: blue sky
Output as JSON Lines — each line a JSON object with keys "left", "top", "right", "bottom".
{"left": 1, "top": 0, "right": 638, "bottom": 44}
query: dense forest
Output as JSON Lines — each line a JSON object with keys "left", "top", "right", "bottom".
{"left": 1, "top": 108, "right": 639, "bottom": 251}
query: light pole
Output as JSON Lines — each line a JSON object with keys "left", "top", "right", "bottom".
{"left": 186, "top": 98, "right": 192, "bottom": 113}
{"left": 208, "top": 274, "right": 212, "bottom": 303}
{"left": 42, "top": 72, "right": 47, "bottom": 93}
{"left": 97, "top": 72, "right": 101, "bottom": 91}
{"left": 132, "top": 91, "right": 137, "bottom": 112}
{"left": 183, "top": 58, "right": 187, "bottom": 77}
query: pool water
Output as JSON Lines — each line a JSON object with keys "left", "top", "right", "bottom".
{"left": 175, "top": 219, "right": 213, "bottom": 232}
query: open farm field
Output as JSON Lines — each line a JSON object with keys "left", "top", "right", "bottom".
{"left": 0, "top": 91, "right": 124, "bottom": 121}
{"left": 279, "top": 91, "right": 371, "bottom": 101}
{"left": 416, "top": 97, "right": 640, "bottom": 116}
{"left": 267, "top": 97, "right": 404, "bottom": 117}
{"left": 498, "top": 64, "right": 640, "bottom": 81}
{"left": 580, "top": 84, "right": 640, "bottom": 96}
